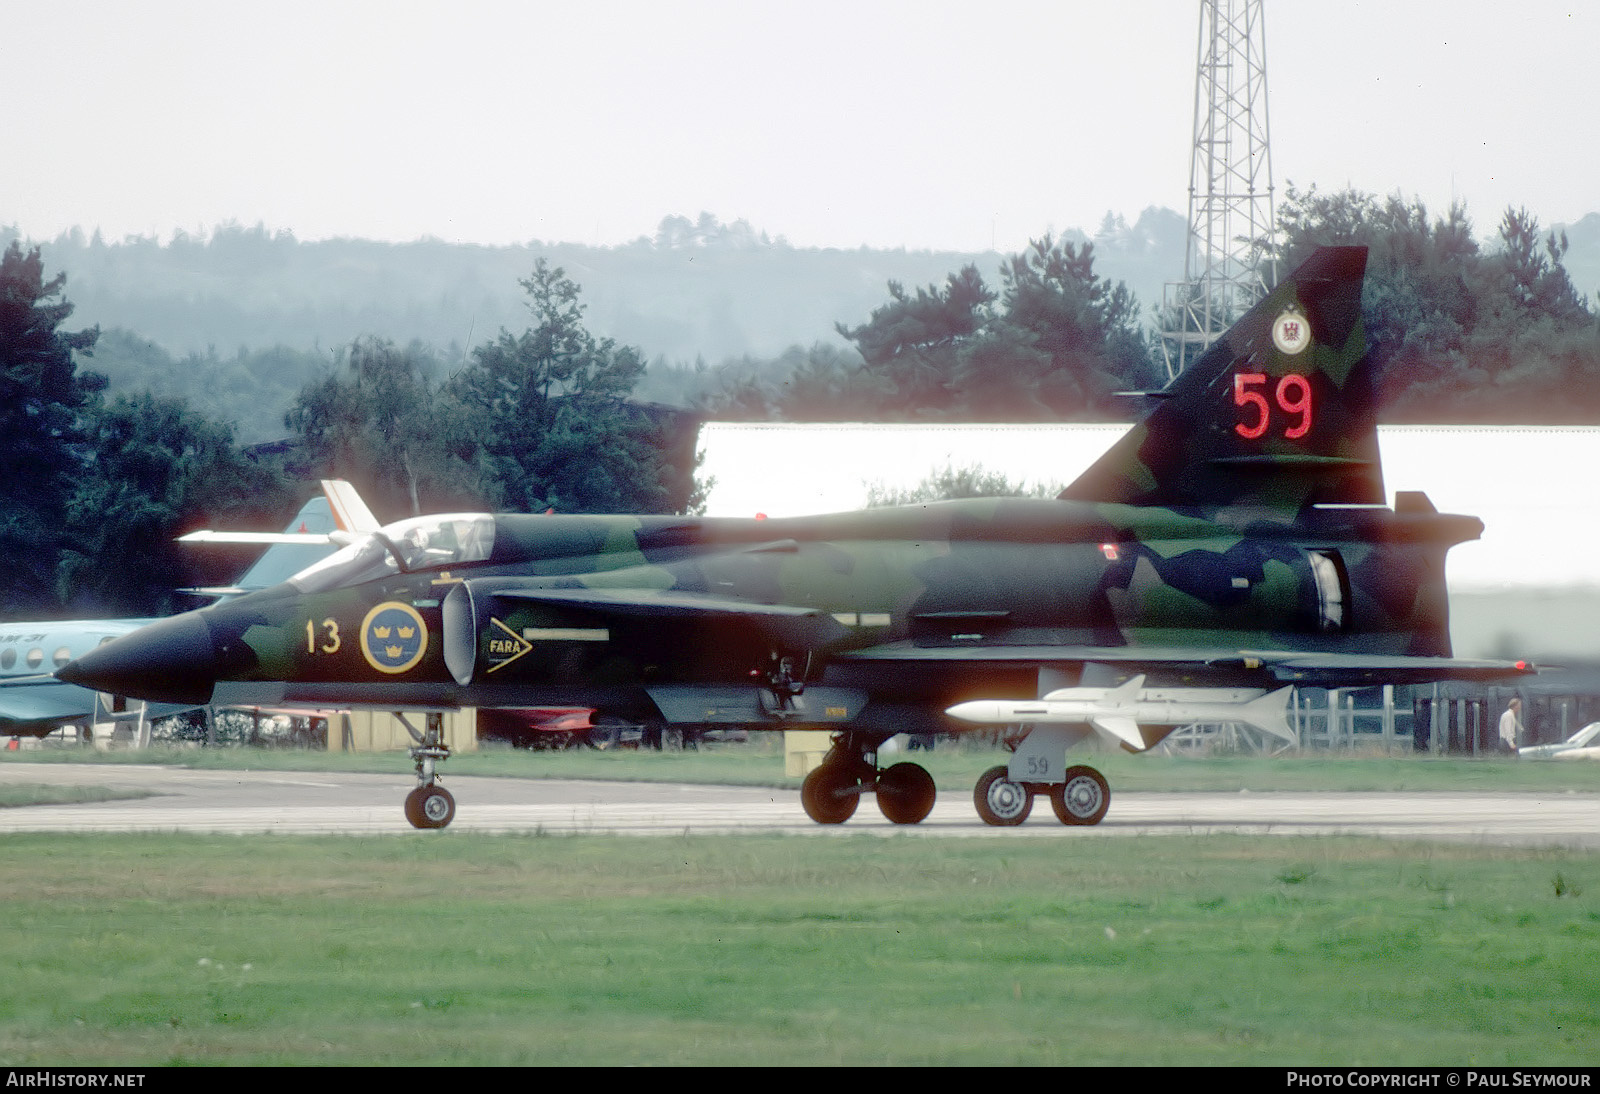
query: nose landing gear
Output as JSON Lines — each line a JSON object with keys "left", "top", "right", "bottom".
{"left": 399, "top": 711, "right": 455, "bottom": 830}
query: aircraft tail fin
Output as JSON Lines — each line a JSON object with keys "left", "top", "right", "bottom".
{"left": 181, "top": 481, "right": 377, "bottom": 597}
{"left": 1061, "top": 246, "right": 1377, "bottom": 513}
{"left": 322, "top": 478, "right": 381, "bottom": 534}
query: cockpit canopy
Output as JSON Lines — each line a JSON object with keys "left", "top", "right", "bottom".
{"left": 289, "top": 514, "right": 495, "bottom": 593}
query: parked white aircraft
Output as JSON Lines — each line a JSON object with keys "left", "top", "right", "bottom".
{"left": 1519, "top": 722, "right": 1600, "bottom": 761}
{"left": 0, "top": 481, "right": 377, "bottom": 740}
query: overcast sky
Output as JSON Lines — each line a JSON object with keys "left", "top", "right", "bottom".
{"left": 6, "top": 1, "right": 1596, "bottom": 254}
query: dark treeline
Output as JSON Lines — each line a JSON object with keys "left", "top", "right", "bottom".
{"left": 23, "top": 199, "right": 1596, "bottom": 438}
{"left": 7, "top": 210, "right": 1198, "bottom": 364}
{"left": 0, "top": 243, "right": 699, "bottom": 618}
{"left": 3, "top": 189, "right": 1599, "bottom": 616}
{"left": 706, "top": 234, "right": 1163, "bottom": 421}
{"left": 1276, "top": 185, "right": 1600, "bottom": 421}
{"left": 690, "top": 188, "right": 1600, "bottom": 425}
{"left": 1, "top": 210, "right": 1194, "bottom": 443}
{"left": 6, "top": 214, "right": 1026, "bottom": 438}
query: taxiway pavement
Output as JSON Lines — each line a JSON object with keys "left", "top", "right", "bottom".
{"left": 1, "top": 763, "right": 1597, "bottom": 848}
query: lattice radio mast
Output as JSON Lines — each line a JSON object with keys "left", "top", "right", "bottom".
{"left": 1161, "top": 0, "right": 1278, "bottom": 381}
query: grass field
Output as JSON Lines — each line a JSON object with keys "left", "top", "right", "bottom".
{"left": 0, "top": 832, "right": 1595, "bottom": 1066}
{"left": 2, "top": 743, "right": 1596, "bottom": 1066}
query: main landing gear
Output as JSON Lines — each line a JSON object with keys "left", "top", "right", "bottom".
{"left": 798, "top": 729, "right": 1113, "bottom": 828}
{"left": 973, "top": 763, "right": 1110, "bottom": 827}
{"left": 971, "top": 722, "right": 1112, "bottom": 826}
{"left": 800, "top": 731, "right": 937, "bottom": 825}
{"left": 399, "top": 712, "right": 455, "bottom": 829}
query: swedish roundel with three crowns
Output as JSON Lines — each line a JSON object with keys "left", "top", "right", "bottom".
{"left": 361, "top": 602, "right": 429, "bottom": 674}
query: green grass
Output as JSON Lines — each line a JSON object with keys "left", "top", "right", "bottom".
{"left": 6, "top": 735, "right": 1599, "bottom": 795}
{"left": 0, "top": 833, "right": 1595, "bottom": 1065}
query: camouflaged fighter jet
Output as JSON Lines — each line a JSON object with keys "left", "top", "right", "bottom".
{"left": 58, "top": 246, "right": 1533, "bottom": 829}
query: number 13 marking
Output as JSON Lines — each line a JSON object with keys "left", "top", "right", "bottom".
{"left": 306, "top": 618, "right": 341, "bottom": 655}
{"left": 1233, "top": 372, "right": 1313, "bottom": 440}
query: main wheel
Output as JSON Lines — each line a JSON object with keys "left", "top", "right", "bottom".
{"left": 973, "top": 765, "right": 1032, "bottom": 826}
{"left": 1050, "top": 765, "right": 1110, "bottom": 826}
{"left": 801, "top": 762, "right": 859, "bottom": 824}
{"left": 876, "top": 762, "right": 936, "bottom": 825}
{"left": 404, "top": 784, "right": 456, "bottom": 829}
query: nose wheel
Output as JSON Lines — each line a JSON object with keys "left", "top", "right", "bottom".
{"left": 404, "top": 783, "right": 456, "bottom": 829}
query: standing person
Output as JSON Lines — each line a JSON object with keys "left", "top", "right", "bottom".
{"left": 1499, "top": 697, "right": 1523, "bottom": 754}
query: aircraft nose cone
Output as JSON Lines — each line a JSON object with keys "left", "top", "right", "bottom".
{"left": 57, "top": 611, "right": 220, "bottom": 705}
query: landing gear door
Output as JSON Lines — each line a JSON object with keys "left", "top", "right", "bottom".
{"left": 1007, "top": 724, "right": 1092, "bottom": 785}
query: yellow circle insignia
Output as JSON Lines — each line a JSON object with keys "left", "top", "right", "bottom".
{"left": 360, "top": 601, "right": 429, "bottom": 675}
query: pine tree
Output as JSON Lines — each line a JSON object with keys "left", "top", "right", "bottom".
{"left": 0, "top": 243, "right": 102, "bottom": 613}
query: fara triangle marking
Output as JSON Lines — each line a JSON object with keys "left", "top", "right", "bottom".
{"left": 486, "top": 616, "right": 534, "bottom": 674}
